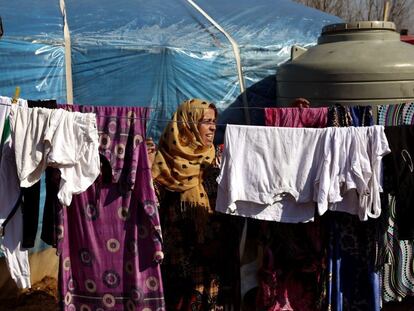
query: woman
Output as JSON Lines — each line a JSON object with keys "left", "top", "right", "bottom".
{"left": 151, "top": 99, "right": 240, "bottom": 311}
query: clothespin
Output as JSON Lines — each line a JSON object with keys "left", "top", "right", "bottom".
{"left": 11, "top": 86, "right": 20, "bottom": 104}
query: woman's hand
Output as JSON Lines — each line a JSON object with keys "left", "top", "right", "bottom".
{"left": 146, "top": 137, "right": 157, "bottom": 168}
{"left": 290, "top": 98, "right": 310, "bottom": 108}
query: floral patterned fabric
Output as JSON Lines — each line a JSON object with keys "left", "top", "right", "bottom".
{"left": 57, "top": 105, "right": 164, "bottom": 310}
{"left": 256, "top": 220, "right": 327, "bottom": 311}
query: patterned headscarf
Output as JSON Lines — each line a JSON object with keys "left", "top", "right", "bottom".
{"left": 152, "top": 99, "right": 216, "bottom": 214}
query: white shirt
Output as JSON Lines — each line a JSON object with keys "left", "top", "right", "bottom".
{"left": 9, "top": 106, "right": 100, "bottom": 206}
{"left": 217, "top": 125, "right": 327, "bottom": 223}
{"left": 216, "top": 124, "right": 390, "bottom": 222}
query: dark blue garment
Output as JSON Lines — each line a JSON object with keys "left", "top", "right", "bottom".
{"left": 326, "top": 106, "right": 381, "bottom": 311}
{"left": 349, "top": 106, "right": 374, "bottom": 127}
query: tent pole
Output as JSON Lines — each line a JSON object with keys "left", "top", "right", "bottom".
{"left": 60, "top": 0, "right": 73, "bottom": 105}
{"left": 185, "top": 0, "right": 250, "bottom": 125}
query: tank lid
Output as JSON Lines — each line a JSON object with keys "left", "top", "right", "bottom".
{"left": 322, "top": 21, "right": 396, "bottom": 35}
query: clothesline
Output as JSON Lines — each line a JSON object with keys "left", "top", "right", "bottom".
{"left": 0, "top": 101, "right": 380, "bottom": 127}
{"left": 0, "top": 102, "right": 232, "bottom": 126}
{"left": 0, "top": 101, "right": 286, "bottom": 111}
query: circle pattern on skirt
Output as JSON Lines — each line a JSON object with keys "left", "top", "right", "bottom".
{"left": 143, "top": 200, "right": 156, "bottom": 216}
{"left": 108, "top": 120, "right": 117, "bottom": 134}
{"left": 64, "top": 292, "right": 72, "bottom": 305}
{"left": 84, "top": 204, "right": 99, "bottom": 221}
{"left": 80, "top": 304, "right": 92, "bottom": 311}
{"left": 63, "top": 257, "right": 71, "bottom": 271}
{"left": 85, "top": 279, "right": 97, "bottom": 293}
{"left": 67, "top": 277, "right": 76, "bottom": 291}
{"left": 106, "top": 238, "right": 121, "bottom": 253}
{"left": 99, "top": 133, "right": 112, "bottom": 150}
{"left": 130, "top": 286, "right": 144, "bottom": 303}
{"left": 103, "top": 270, "right": 121, "bottom": 289}
{"left": 126, "top": 299, "right": 137, "bottom": 311}
{"left": 117, "top": 206, "right": 130, "bottom": 221}
{"left": 114, "top": 143, "right": 126, "bottom": 159}
{"left": 79, "top": 248, "right": 94, "bottom": 266}
{"left": 102, "top": 293, "right": 116, "bottom": 308}
{"left": 133, "top": 134, "right": 143, "bottom": 149}
{"left": 145, "top": 276, "right": 159, "bottom": 291}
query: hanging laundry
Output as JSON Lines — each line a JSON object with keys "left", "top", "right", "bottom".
{"left": 383, "top": 125, "right": 414, "bottom": 240}
{"left": 327, "top": 105, "right": 353, "bottom": 127}
{"left": 0, "top": 143, "right": 30, "bottom": 289}
{"left": 326, "top": 212, "right": 381, "bottom": 311}
{"left": 216, "top": 124, "right": 390, "bottom": 222}
{"left": 20, "top": 99, "right": 58, "bottom": 249}
{"left": 264, "top": 107, "right": 328, "bottom": 128}
{"left": 257, "top": 220, "right": 326, "bottom": 311}
{"left": 349, "top": 105, "right": 374, "bottom": 126}
{"left": 9, "top": 106, "right": 100, "bottom": 206}
{"left": 56, "top": 105, "right": 165, "bottom": 311}
{"left": 0, "top": 96, "right": 27, "bottom": 157}
{"left": 325, "top": 107, "right": 381, "bottom": 311}
{"left": 378, "top": 103, "right": 414, "bottom": 126}
{"left": 378, "top": 103, "right": 414, "bottom": 303}
{"left": 0, "top": 96, "right": 30, "bottom": 289}
{"left": 257, "top": 106, "right": 328, "bottom": 311}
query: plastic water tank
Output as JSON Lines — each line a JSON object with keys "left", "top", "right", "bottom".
{"left": 276, "top": 21, "right": 414, "bottom": 106}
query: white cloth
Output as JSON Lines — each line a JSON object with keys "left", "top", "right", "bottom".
{"left": 216, "top": 124, "right": 390, "bottom": 222}
{"left": 315, "top": 126, "right": 375, "bottom": 218}
{"left": 9, "top": 106, "right": 100, "bottom": 206}
{"left": 0, "top": 96, "right": 27, "bottom": 142}
{"left": 0, "top": 96, "right": 28, "bottom": 159}
{"left": 217, "top": 125, "right": 327, "bottom": 223}
{"left": 319, "top": 126, "right": 390, "bottom": 220}
{"left": 356, "top": 125, "right": 391, "bottom": 220}
{"left": 0, "top": 97, "right": 30, "bottom": 289}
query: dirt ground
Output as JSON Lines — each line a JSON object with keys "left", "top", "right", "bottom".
{"left": 0, "top": 276, "right": 58, "bottom": 311}
{"left": 0, "top": 246, "right": 413, "bottom": 311}
{"left": 0, "top": 278, "right": 414, "bottom": 310}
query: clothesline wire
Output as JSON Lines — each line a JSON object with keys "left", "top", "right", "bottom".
{"left": 0, "top": 101, "right": 280, "bottom": 111}
{"left": 0, "top": 101, "right": 371, "bottom": 127}
{"left": 0, "top": 102, "right": 241, "bottom": 127}
{"left": 0, "top": 101, "right": 287, "bottom": 127}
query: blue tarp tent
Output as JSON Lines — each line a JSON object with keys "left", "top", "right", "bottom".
{"left": 0, "top": 0, "right": 340, "bottom": 255}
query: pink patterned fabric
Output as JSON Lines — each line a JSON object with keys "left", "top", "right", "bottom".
{"left": 57, "top": 105, "right": 164, "bottom": 311}
{"left": 264, "top": 107, "right": 328, "bottom": 128}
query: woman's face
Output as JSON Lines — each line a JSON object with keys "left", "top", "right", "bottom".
{"left": 197, "top": 108, "right": 216, "bottom": 147}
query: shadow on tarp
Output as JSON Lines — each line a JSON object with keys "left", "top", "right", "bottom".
{"left": 216, "top": 74, "right": 278, "bottom": 144}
